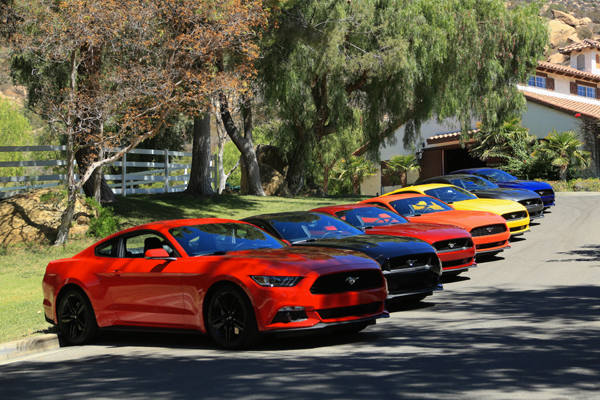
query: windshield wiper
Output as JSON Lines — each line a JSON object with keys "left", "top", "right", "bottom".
{"left": 293, "top": 238, "right": 319, "bottom": 243}
{"left": 195, "top": 250, "right": 229, "bottom": 256}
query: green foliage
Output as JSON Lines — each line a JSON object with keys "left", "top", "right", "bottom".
{"left": 577, "top": 26, "right": 593, "bottom": 39}
{"left": 39, "top": 189, "right": 67, "bottom": 203}
{"left": 0, "top": 97, "right": 33, "bottom": 180}
{"left": 260, "top": 0, "right": 548, "bottom": 176}
{"left": 331, "top": 156, "right": 377, "bottom": 195}
{"left": 86, "top": 198, "right": 121, "bottom": 238}
{"left": 539, "top": 129, "right": 591, "bottom": 181}
{"left": 386, "top": 155, "right": 420, "bottom": 187}
{"left": 469, "top": 118, "right": 535, "bottom": 162}
{"left": 548, "top": 178, "right": 600, "bottom": 192}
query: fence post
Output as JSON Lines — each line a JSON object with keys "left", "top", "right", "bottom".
{"left": 164, "top": 148, "right": 170, "bottom": 193}
{"left": 121, "top": 152, "right": 127, "bottom": 197}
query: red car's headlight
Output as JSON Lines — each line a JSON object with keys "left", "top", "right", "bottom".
{"left": 251, "top": 276, "right": 303, "bottom": 287}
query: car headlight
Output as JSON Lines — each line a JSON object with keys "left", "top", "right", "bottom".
{"left": 251, "top": 276, "right": 302, "bottom": 287}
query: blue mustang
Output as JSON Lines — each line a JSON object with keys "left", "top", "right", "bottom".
{"left": 448, "top": 168, "right": 555, "bottom": 208}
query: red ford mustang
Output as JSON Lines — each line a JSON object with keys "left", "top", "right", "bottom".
{"left": 311, "top": 204, "right": 476, "bottom": 275}
{"left": 42, "top": 219, "right": 388, "bottom": 349}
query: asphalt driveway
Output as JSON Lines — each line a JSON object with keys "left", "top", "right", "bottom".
{"left": 1, "top": 193, "right": 599, "bottom": 400}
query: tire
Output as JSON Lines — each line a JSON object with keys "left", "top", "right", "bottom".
{"left": 206, "top": 284, "right": 259, "bottom": 349}
{"left": 57, "top": 287, "right": 99, "bottom": 346}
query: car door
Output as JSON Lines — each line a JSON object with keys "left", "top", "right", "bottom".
{"left": 100, "top": 231, "right": 184, "bottom": 326}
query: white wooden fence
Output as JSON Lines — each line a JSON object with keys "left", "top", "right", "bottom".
{"left": 0, "top": 146, "right": 217, "bottom": 199}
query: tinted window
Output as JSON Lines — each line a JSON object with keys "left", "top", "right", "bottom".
{"left": 335, "top": 207, "right": 408, "bottom": 228}
{"left": 169, "top": 222, "right": 284, "bottom": 256}
{"left": 95, "top": 239, "right": 119, "bottom": 258}
{"left": 424, "top": 186, "right": 477, "bottom": 203}
{"left": 475, "top": 169, "right": 517, "bottom": 182}
{"left": 449, "top": 176, "right": 498, "bottom": 190}
{"left": 267, "top": 213, "right": 363, "bottom": 243}
{"left": 123, "top": 232, "right": 175, "bottom": 258}
{"left": 389, "top": 197, "right": 453, "bottom": 216}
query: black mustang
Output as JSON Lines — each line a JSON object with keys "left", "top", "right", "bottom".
{"left": 242, "top": 211, "right": 443, "bottom": 302}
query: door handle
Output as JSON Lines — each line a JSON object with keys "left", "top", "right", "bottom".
{"left": 109, "top": 269, "right": 123, "bottom": 275}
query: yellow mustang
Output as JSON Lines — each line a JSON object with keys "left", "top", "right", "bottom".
{"left": 384, "top": 183, "right": 530, "bottom": 236}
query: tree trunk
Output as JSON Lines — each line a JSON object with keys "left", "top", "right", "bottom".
{"left": 286, "top": 138, "right": 311, "bottom": 196}
{"left": 76, "top": 147, "right": 116, "bottom": 203}
{"left": 185, "top": 114, "right": 215, "bottom": 197}
{"left": 219, "top": 96, "right": 265, "bottom": 196}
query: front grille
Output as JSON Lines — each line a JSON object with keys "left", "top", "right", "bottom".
{"left": 310, "top": 270, "right": 383, "bottom": 294}
{"left": 519, "top": 198, "right": 542, "bottom": 207}
{"left": 442, "top": 257, "right": 473, "bottom": 269}
{"left": 470, "top": 224, "right": 508, "bottom": 237}
{"left": 386, "top": 272, "right": 439, "bottom": 294}
{"left": 316, "top": 301, "right": 382, "bottom": 319}
{"left": 529, "top": 210, "right": 543, "bottom": 218}
{"left": 434, "top": 238, "right": 473, "bottom": 252}
{"left": 510, "top": 225, "right": 527, "bottom": 232}
{"left": 501, "top": 211, "right": 528, "bottom": 221}
{"left": 535, "top": 189, "right": 554, "bottom": 197}
{"left": 476, "top": 240, "right": 507, "bottom": 250}
{"left": 384, "top": 253, "right": 439, "bottom": 271}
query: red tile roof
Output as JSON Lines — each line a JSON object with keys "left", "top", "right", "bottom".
{"left": 426, "top": 130, "right": 478, "bottom": 145}
{"left": 558, "top": 39, "right": 600, "bottom": 54}
{"left": 523, "top": 91, "right": 600, "bottom": 120}
{"left": 536, "top": 61, "right": 600, "bottom": 83}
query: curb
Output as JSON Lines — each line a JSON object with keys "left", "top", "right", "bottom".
{"left": 0, "top": 334, "right": 61, "bottom": 362}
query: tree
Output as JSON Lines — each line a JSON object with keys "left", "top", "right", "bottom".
{"left": 540, "top": 130, "right": 591, "bottom": 181}
{"left": 333, "top": 156, "right": 377, "bottom": 195}
{"left": 11, "top": 0, "right": 266, "bottom": 245}
{"left": 469, "top": 118, "right": 536, "bottom": 162}
{"left": 385, "top": 155, "right": 420, "bottom": 188}
{"left": 259, "top": 0, "right": 548, "bottom": 195}
{"left": 185, "top": 114, "right": 215, "bottom": 197}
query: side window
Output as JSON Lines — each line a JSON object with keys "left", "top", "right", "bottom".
{"left": 95, "top": 239, "right": 119, "bottom": 258}
{"left": 123, "top": 232, "right": 175, "bottom": 258}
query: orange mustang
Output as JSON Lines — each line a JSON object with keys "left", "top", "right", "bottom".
{"left": 359, "top": 194, "right": 511, "bottom": 256}
{"left": 311, "top": 204, "right": 476, "bottom": 276}
{"left": 42, "top": 219, "right": 388, "bottom": 349}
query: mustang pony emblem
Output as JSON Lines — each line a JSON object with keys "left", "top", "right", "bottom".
{"left": 447, "top": 243, "right": 456, "bottom": 249}
{"left": 511, "top": 214, "right": 517, "bottom": 219}
{"left": 345, "top": 276, "right": 360, "bottom": 285}
{"left": 406, "top": 259, "right": 416, "bottom": 267}
{"left": 486, "top": 227, "right": 494, "bottom": 233}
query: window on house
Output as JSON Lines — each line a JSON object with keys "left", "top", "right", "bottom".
{"left": 528, "top": 75, "right": 546, "bottom": 88}
{"left": 577, "top": 54, "right": 585, "bottom": 71}
{"left": 577, "top": 85, "right": 596, "bottom": 98}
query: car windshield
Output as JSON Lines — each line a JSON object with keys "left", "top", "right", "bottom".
{"left": 474, "top": 169, "right": 517, "bottom": 182}
{"left": 335, "top": 207, "right": 408, "bottom": 228}
{"left": 389, "top": 197, "right": 453, "bottom": 216}
{"left": 169, "top": 222, "right": 284, "bottom": 256}
{"left": 267, "top": 213, "right": 363, "bottom": 243}
{"left": 448, "top": 175, "right": 499, "bottom": 190}
{"left": 424, "top": 186, "right": 477, "bottom": 203}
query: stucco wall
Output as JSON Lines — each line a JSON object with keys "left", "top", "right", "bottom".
{"left": 521, "top": 101, "right": 579, "bottom": 139}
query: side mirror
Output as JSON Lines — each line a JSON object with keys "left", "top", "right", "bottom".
{"left": 281, "top": 239, "right": 292, "bottom": 246}
{"left": 145, "top": 248, "right": 176, "bottom": 261}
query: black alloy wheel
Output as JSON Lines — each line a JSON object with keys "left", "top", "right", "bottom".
{"left": 206, "top": 284, "right": 259, "bottom": 349}
{"left": 57, "top": 288, "right": 99, "bottom": 345}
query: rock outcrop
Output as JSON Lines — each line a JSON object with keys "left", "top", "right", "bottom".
{"left": 0, "top": 189, "right": 94, "bottom": 245}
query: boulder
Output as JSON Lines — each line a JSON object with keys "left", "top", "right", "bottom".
{"left": 549, "top": 20, "right": 577, "bottom": 49}
{"left": 258, "top": 162, "right": 292, "bottom": 197}
{"left": 0, "top": 189, "right": 95, "bottom": 245}
{"left": 301, "top": 188, "right": 326, "bottom": 198}
{"left": 255, "top": 144, "right": 288, "bottom": 177}
{"left": 551, "top": 10, "right": 581, "bottom": 28}
{"left": 580, "top": 17, "right": 592, "bottom": 27}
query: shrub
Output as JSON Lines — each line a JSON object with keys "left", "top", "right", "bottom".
{"left": 547, "top": 178, "right": 600, "bottom": 192}
{"left": 86, "top": 198, "right": 120, "bottom": 238}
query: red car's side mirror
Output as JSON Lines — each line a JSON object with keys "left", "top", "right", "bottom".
{"left": 145, "top": 248, "right": 176, "bottom": 261}
{"left": 281, "top": 239, "right": 292, "bottom": 246}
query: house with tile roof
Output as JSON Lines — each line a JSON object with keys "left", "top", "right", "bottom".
{"left": 359, "top": 39, "right": 600, "bottom": 196}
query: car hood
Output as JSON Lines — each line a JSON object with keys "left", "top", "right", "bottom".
{"left": 496, "top": 180, "right": 553, "bottom": 191}
{"left": 364, "top": 222, "right": 470, "bottom": 244}
{"left": 470, "top": 188, "right": 540, "bottom": 202}
{"left": 406, "top": 210, "right": 505, "bottom": 231}
{"left": 221, "top": 246, "right": 380, "bottom": 275}
{"left": 290, "top": 234, "right": 436, "bottom": 262}
{"left": 450, "top": 198, "right": 526, "bottom": 215}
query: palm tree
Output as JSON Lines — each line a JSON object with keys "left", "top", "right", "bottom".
{"left": 335, "top": 156, "right": 378, "bottom": 194}
{"left": 540, "top": 130, "right": 590, "bottom": 181}
{"left": 386, "top": 154, "right": 420, "bottom": 187}
{"left": 469, "top": 118, "right": 536, "bottom": 161}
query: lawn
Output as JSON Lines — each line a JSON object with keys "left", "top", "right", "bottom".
{"left": 0, "top": 193, "right": 367, "bottom": 343}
